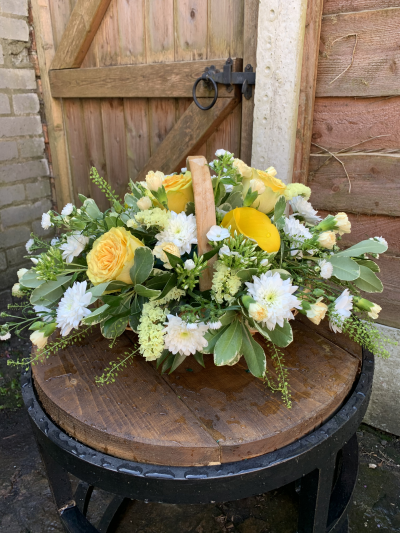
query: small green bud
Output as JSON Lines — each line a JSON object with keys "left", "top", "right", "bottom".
{"left": 29, "top": 321, "right": 45, "bottom": 331}
{"left": 313, "top": 288, "right": 325, "bottom": 297}
{"left": 43, "top": 322, "right": 57, "bottom": 337}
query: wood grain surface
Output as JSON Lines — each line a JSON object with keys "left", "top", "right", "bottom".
{"left": 308, "top": 154, "right": 400, "bottom": 216}
{"left": 323, "top": 1, "right": 398, "bottom": 15}
{"left": 32, "top": 322, "right": 359, "bottom": 467}
{"left": 317, "top": 8, "right": 400, "bottom": 97}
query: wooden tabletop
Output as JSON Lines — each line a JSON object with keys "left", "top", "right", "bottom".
{"left": 32, "top": 321, "right": 360, "bottom": 467}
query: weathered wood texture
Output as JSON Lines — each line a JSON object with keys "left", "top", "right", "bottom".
{"left": 292, "top": 0, "right": 324, "bottom": 184}
{"left": 50, "top": 0, "right": 113, "bottom": 69}
{"left": 188, "top": 155, "right": 217, "bottom": 291}
{"left": 32, "top": 322, "right": 359, "bottom": 466}
{"left": 323, "top": 1, "right": 398, "bottom": 15}
{"left": 49, "top": 59, "right": 241, "bottom": 99}
{"left": 308, "top": 154, "right": 400, "bottom": 216}
{"left": 316, "top": 8, "right": 400, "bottom": 97}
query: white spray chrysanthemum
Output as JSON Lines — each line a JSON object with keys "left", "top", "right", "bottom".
{"left": 245, "top": 272, "right": 300, "bottom": 330}
{"left": 319, "top": 259, "right": 333, "bottom": 279}
{"left": 0, "top": 332, "right": 11, "bottom": 341}
{"left": 59, "top": 232, "right": 89, "bottom": 263}
{"left": 56, "top": 281, "right": 92, "bottom": 336}
{"left": 330, "top": 289, "right": 353, "bottom": 333}
{"left": 41, "top": 212, "right": 52, "bottom": 230}
{"left": 34, "top": 305, "right": 53, "bottom": 322}
{"left": 26, "top": 238, "right": 34, "bottom": 253}
{"left": 61, "top": 203, "right": 74, "bottom": 216}
{"left": 156, "top": 212, "right": 197, "bottom": 255}
{"left": 290, "top": 196, "right": 321, "bottom": 225}
{"left": 215, "top": 149, "right": 231, "bottom": 157}
{"left": 163, "top": 315, "right": 208, "bottom": 356}
{"left": 283, "top": 215, "right": 312, "bottom": 256}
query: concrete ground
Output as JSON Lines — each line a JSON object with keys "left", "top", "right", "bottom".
{"left": 1, "top": 337, "right": 400, "bottom": 533}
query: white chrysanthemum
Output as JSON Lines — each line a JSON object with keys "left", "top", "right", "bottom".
{"left": 41, "top": 212, "right": 52, "bottom": 230}
{"left": 283, "top": 215, "right": 312, "bottom": 256}
{"left": 0, "top": 332, "right": 11, "bottom": 341}
{"left": 156, "top": 212, "right": 197, "bottom": 255}
{"left": 290, "top": 196, "right": 321, "bottom": 225}
{"left": 215, "top": 149, "right": 231, "bottom": 157}
{"left": 330, "top": 289, "right": 353, "bottom": 333}
{"left": 51, "top": 237, "right": 59, "bottom": 246}
{"left": 163, "top": 315, "right": 208, "bottom": 356}
{"left": 61, "top": 203, "right": 74, "bottom": 216}
{"left": 370, "top": 236, "right": 388, "bottom": 247}
{"left": 245, "top": 272, "right": 300, "bottom": 330}
{"left": 59, "top": 232, "right": 89, "bottom": 263}
{"left": 26, "top": 238, "right": 34, "bottom": 253}
{"left": 184, "top": 259, "right": 195, "bottom": 271}
{"left": 12, "top": 283, "right": 24, "bottom": 297}
{"left": 207, "top": 225, "right": 230, "bottom": 242}
{"left": 34, "top": 305, "right": 53, "bottom": 323}
{"left": 208, "top": 320, "right": 222, "bottom": 330}
{"left": 56, "top": 281, "right": 92, "bottom": 336}
{"left": 319, "top": 259, "right": 333, "bottom": 279}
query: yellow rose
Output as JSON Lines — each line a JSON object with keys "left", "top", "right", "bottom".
{"left": 221, "top": 207, "right": 280, "bottom": 253}
{"left": 163, "top": 172, "right": 194, "bottom": 213}
{"left": 242, "top": 167, "right": 286, "bottom": 214}
{"left": 233, "top": 158, "right": 253, "bottom": 178}
{"left": 306, "top": 300, "right": 328, "bottom": 325}
{"left": 87, "top": 227, "right": 144, "bottom": 285}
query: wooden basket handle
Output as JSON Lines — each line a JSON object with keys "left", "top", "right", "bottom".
{"left": 187, "top": 155, "right": 217, "bottom": 291}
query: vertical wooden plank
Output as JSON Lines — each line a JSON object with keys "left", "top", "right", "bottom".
{"left": 208, "top": 0, "right": 244, "bottom": 59}
{"left": 101, "top": 98, "right": 129, "bottom": 198}
{"left": 124, "top": 99, "right": 151, "bottom": 182}
{"left": 293, "top": 0, "right": 324, "bottom": 184}
{"left": 81, "top": 99, "right": 109, "bottom": 210}
{"left": 96, "top": 0, "right": 120, "bottom": 67}
{"left": 32, "top": 0, "right": 72, "bottom": 210}
{"left": 240, "top": 0, "right": 259, "bottom": 164}
{"left": 174, "top": 0, "right": 208, "bottom": 61}
{"left": 148, "top": 99, "right": 176, "bottom": 156}
{"left": 48, "top": 0, "right": 73, "bottom": 49}
{"left": 117, "top": 0, "right": 146, "bottom": 65}
{"left": 207, "top": 104, "right": 242, "bottom": 161}
{"left": 64, "top": 99, "right": 91, "bottom": 204}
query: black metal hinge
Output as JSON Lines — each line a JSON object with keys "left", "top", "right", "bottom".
{"left": 193, "top": 58, "right": 256, "bottom": 111}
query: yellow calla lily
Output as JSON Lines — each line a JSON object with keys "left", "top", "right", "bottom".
{"left": 221, "top": 207, "right": 281, "bottom": 253}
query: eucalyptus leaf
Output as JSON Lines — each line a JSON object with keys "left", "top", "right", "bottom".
{"left": 274, "top": 196, "right": 286, "bottom": 221}
{"left": 193, "top": 352, "right": 205, "bottom": 368}
{"left": 87, "top": 282, "right": 112, "bottom": 303}
{"left": 335, "top": 239, "right": 388, "bottom": 258}
{"left": 219, "top": 310, "right": 237, "bottom": 327}
{"left": 82, "top": 198, "right": 102, "bottom": 220}
{"left": 240, "top": 324, "right": 266, "bottom": 378}
{"left": 214, "top": 320, "right": 242, "bottom": 366}
{"left": 329, "top": 255, "right": 360, "bottom": 281}
{"left": 254, "top": 320, "right": 293, "bottom": 348}
{"left": 354, "top": 259, "right": 380, "bottom": 273}
{"left": 124, "top": 193, "right": 138, "bottom": 208}
{"left": 134, "top": 284, "right": 161, "bottom": 299}
{"left": 30, "top": 275, "right": 72, "bottom": 306}
{"left": 129, "top": 247, "right": 154, "bottom": 285}
{"left": 236, "top": 268, "right": 258, "bottom": 282}
{"left": 225, "top": 191, "right": 243, "bottom": 209}
{"left": 354, "top": 265, "right": 383, "bottom": 293}
{"left": 82, "top": 304, "right": 110, "bottom": 325}
{"left": 203, "top": 325, "right": 228, "bottom": 354}
{"left": 19, "top": 270, "right": 45, "bottom": 289}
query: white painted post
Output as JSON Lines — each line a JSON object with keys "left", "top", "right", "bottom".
{"left": 251, "top": 0, "right": 308, "bottom": 184}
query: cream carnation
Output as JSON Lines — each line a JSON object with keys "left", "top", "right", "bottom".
{"left": 245, "top": 272, "right": 300, "bottom": 330}
{"left": 368, "top": 303, "right": 382, "bottom": 320}
{"left": 137, "top": 196, "right": 152, "bottom": 211}
{"left": 153, "top": 242, "right": 180, "bottom": 269}
{"left": 306, "top": 299, "right": 328, "bottom": 325}
{"left": 60, "top": 232, "right": 89, "bottom": 263}
{"left": 30, "top": 330, "right": 48, "bottom": 350}
{"left": 156, "top": 212, "right": 197, "bottom": 255}
{"left": 290, "top": 196, "right": 321, "bottom": 225}
{"left": 164, "top": 315, "right": 208, "bottom": 356}
{"left": 335, "top": 212, "right": 351, "bottom": 235}
{"left": 318, "top": 231, "right": 336, "bottom": 250}
{"left": 145, "top": 171, "right": 164, "bottom": 191}
{"left": 319, "top": 259, "right": 333, "bottom": 279}
{"left": 330, "top": 289, "right": 353, "bottom": 333}
{"left": 56, "top": 281, "right": 92, "bottom": 336}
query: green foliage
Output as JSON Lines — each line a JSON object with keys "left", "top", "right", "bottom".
{"left": 89, "top": 167, "right": 123, "bottom": 211}
{"left": 95, "top": 348, "right": 139, "bottom": 385}
{"left": 214, "top": 320, "right": 242, "bottom": 366}
{"left": 129, "top": 247, "right": 154, "bottom": 285}
{"left": 240, "top": 324, "right": 266, "bottom": 378}
{"left": 329, "top": 255, "right": 360, "bottom": 281}
{"left": 342, "top": 316, "right": 397, "bottom": 359}
{"left": 354, "top": 265, "right": 383, "bottom": 293}
{"left": 335, "top": 239, "right": 387, "bottom": 257}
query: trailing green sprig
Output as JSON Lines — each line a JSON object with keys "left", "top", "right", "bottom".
{"left": 263, "top": 343, "right": 292, "bottom": 408}
{"left": 95, "top": 347, "right": 139, "bottom": 385}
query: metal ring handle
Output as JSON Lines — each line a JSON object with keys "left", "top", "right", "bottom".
{"left": 192, "top": 75, "right": 218, "bottom": 111}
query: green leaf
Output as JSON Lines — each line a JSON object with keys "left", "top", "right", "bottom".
{"left": 214, "top": 321, "right": 242, "bottom": 366}
{"left": 134, "top": 284, "right": 161, "bottom": 299}
{"left": 201, "top": 246, "right": 221, "bottom": 262}
{"left": 203, "top": 325, "right": 228, "bottom": 354}
{"left": 335, "top": 239, "right": 388, "bottom": 258}
{"left": 354, "top": 259, "right": 380, "bottom": 273}
{"left": 354, "top": 265, "right": 383, "bottom": 293}
{"left": 240, "top": 324, "right": 266, "bottom": 378}
{"left": 185, "top": 202, "right": 195, "bottom": 215}
{"left": 128, "top": 313, "right": 140, "bottom": 332}
{"left": 274, "top": 196, "right": 286, "bottom": 221}
{"left": 30, "top": 275, "right": 72, "bottom": 306}
{"left": 124, "top": 193, "right": 138, "bottom": 208}
{"left": 130, "top": 247, "right": 154, "bottom": 285}
{"left": 87, "top": 282, "right": 112, "bottom": 303}
{"left": 269, "top": 268, "right": 291, "bottom": 281}
{"left": 254, "top": 320, "right": 293, "bottom": 348}
{"left": 82, "top": 304, "right": 110, "bottom": 325}
{"left": 236, "top": 268, "right": 258, "bottom": 282}
{"left": 161, "top": 352, "right": 175, "bottom": 373}
{"left": 156, "top": 350, "right": 171, "bottom": 369}
{"left": 225, "top": 191, "right": 243, "bottom": 209}
{"left": 156, "top": 274, "right": 177, "bottom": 301}
{"left": 19, "top": 270, "right": 45, "bottom": 289}
{"left": 104, "top": 216, "right": 118, "bottom": 230}
{"left": 193, "top": 352, "right": 205, "bottom": 368}
{"left": 145, "top": 273, "right": 173, "bottom": 290}
{"left": 101, "top": 314, "right": 129, "bottom": 339}
{"left": 106, "top": 280, "right": 130, "bottom": 291}
{"left": 329, "top": 255, "right": 360, "bottom": 281}
{"left": 169, "top": 353, "right": 187, "bottom": 373}
{"left": 82, "top": 198, "right": 102, "bottom": 220}
{"left": 219, "top": 310, "right": 237, "bottom": 327}
{"left": 164, "top": 250, "right": 183, "bottom": 268}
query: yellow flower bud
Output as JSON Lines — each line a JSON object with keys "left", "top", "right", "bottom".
{"left": 306, "top": 300, "right": 328, "bottom": 325}
{"left": 232, "top": 158, "right": 253, "bottom": 178}
{"left": 317, "top": 231, "right": 336, "bottom": 250}
{"left": 335, "top": 212, "right": 351, "bottom": 235}
{"left": 146, "top": 171, "right": 165, "bottom": 191}
{"left": 137, "top": 196, "right": 152, "bottom": 211}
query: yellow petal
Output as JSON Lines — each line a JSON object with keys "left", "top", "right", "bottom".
{"left": 221, "top": 207, "right": 280, "bottom": 253}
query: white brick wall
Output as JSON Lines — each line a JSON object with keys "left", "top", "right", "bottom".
{"left": 0, "top": 0, "right": 52, "bottom": 298}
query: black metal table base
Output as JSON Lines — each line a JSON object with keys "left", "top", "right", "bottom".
{"left": 22, "top": 349, "right": 373, "bottom": 533}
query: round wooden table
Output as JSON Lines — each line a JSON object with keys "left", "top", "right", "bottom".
{"left": 23, "top": 320, "right": 374, "bottom": 533}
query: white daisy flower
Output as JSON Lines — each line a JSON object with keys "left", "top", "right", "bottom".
{"left": 59, "top": 232, "right": 89, "bottom": 264}
{"left": 41, "top": 212, "right": 52, "bottom": 230}
{"left": 245, "top": 272, "right": 300, "bottom": 330}
{"left": 56, "top": 281, "right": 92, "bottom": 336}
{"left": 290, "top": 196, "right": 321, "bottom": 225}
{"left": 208, "top": 320, "right": 222, "bottom": 330}
{"left": 25, "top": 238, "right": 34, "bottom": 253}
{"left": 319, "top": 259, "right": 333, "bottom": 279}
{"left": 155, "top": 212, "right": 197, "bottom": 255}
{"left": 163, "top": 315, "right": 209, "bottom": 356}
{"left": 61, "top": 203, "right": 74, "bottom": 216}
{"left": 184, "top": 259, "right": 195, "bottom": 271}
{"left": 206, "top": 225, "right": 230, "bottom": 242}
{"left": 283, "top": 215, "right": 313, "bottom": 256}
{"left": 329, "top": 289, "right": 353, "bottom": 333}
{"left": 0, "top": 332, "right": 11, "bottom": 341}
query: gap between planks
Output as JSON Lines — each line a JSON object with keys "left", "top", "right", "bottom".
{"left": 323, "top": 6, "right": 400, "bottom": 18}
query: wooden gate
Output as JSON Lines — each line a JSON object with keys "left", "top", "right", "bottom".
{"left": 32, "top": 0, "right": 260, "bottom": 212}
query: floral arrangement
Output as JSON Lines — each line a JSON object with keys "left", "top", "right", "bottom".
{"left": 1, "top": 150, "right": 393, "bottom": 406}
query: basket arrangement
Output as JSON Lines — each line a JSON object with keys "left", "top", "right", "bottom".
{"left": 1, "top": 150, "right": 391, "bottom": 406}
